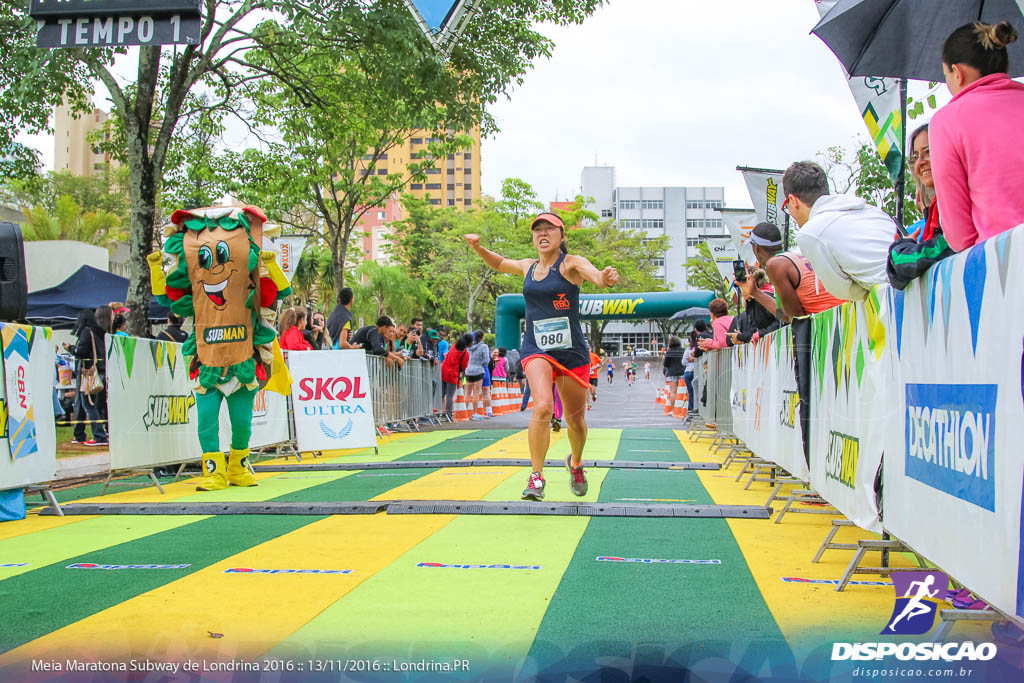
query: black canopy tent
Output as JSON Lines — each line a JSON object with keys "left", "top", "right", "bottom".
{"left": 26, "top": 265, "right": 170, "bottom": 329}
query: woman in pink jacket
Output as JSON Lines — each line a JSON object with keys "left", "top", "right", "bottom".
{"left": 930, "top": 21, "right": 1024, "bottom": 251}
{"left": 697, "top": 298, "right": 735, "bottom": 351}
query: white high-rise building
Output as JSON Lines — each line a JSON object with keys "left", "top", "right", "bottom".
{"left": 581, "top": 165, "right": 728, "bottom": 291}
{"left": 580, "top": 165, "right": 730, "bottom": 353}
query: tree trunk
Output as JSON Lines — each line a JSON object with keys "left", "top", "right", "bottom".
{"left": 125, "top": 136, "right": 157, "bottom": 336}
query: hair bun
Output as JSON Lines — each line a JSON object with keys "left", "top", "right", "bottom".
{"left": 976, "top": 21, "right": 1018, "bottom": 49}
{"left": 993, "top": 21, "right": 1018, "bottom": 48}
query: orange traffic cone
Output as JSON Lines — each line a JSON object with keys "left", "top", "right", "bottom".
{"left": 453, "top": 386, "right": 471, "bottom": 422}
{"left": 673, "top": 384, "right": 689, "bottom": 418}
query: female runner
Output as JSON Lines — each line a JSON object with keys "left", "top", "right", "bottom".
{"left": 465, "top": 213, "right": 618, "bottom": 500}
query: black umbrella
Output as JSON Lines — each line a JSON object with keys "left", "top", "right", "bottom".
{"left": 670, "top": 307, "right": 710, "bottom": 322}
{"left": 812, "top": 0, "right": 1024, "bottom": 82}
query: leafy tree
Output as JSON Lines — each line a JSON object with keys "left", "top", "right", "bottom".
{"left": 685, "top": 242, "right": 732, "bottom": 315}
{"left": 1, "top": 0, "right": 603, "bottom": 334}
{"left": 854, "top": 142, "right": 920, "bottom": 227}
{"left": 20, "top": 194, "right": 126, "bottom": 247}
{"left": 351, "top": 261, "right": 429, "bottom": 323}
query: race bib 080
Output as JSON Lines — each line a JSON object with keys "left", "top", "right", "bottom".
{"left": 534, "top": 317, "right": 571, "bottom": 351}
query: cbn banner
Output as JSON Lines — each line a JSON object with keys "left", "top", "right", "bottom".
{"left": 288, "top": 349, "right": 376, "bottom": 452}
{"left": 720, "top": 208, "right": 757, "bottom": 265}
{"left": 0, "top": 323, "right": 57, "bottom": 490}
{"left": 730, "top": 328, "right": 807, "bottom": 481}
{"left": 106, "top": 336, "right": 291, "bottom": 470}
{"left": 808, "top": 295, "right": 889, "bottom": 533}
{"left": 705, "top": 238, "right": 738, "bottom": 283}
{"left": 881, "top": 227, "right": 1024, "bottom": 624}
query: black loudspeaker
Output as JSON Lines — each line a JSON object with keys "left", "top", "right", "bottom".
{"left": 0, "top": 222, "right": 28, "bottom": 322}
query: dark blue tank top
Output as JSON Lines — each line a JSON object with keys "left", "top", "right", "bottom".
{"left": 519, "top": 253, "right": 589, "bottom": 369}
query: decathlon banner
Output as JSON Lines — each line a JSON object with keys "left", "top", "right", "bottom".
{"left": 720, "top": 208, "right": 757, "bottom": 265}
{"left": 881, "top": 226, "right": 1024, "bottom": 625}
{"left": 738, "top": 167, "right": 786, "bottom": 230}
{"left": 0, "top": 323, "right": 57, "bottom": 490}
{"left": 814, "top": 1, "right": 904, "bottom": 184}
{"left": 705, "top": 238, "right": 738, "bottom": 283}
{"left": 106, "top": 336, "right": 291, "bottom": 470}
{"left": 729, "top": 328, "right": 807, "bottom": 481}
{"left": 808, "top": 297, "right": 888, "bottom": 533}
{"left": 288, "top": 349, "right": 376, "bottom": 452}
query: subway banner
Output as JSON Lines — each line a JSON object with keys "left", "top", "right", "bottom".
{"left": 808, "top": 296, "right": 889, "bottom": 533}
{"left": 730, "top": 328, "right": 807, "bottom": 481}
{"left": 106, "top": 336, "right": 289, "bottom": 470}
{"left": 288, "top": 349, "right": 376, "bottom": 453}
{"left": 881, "top": 228, "right": 1024, "bottom": 624}
{"left": 0, "top": 323, "right": 57, "bottom": 491}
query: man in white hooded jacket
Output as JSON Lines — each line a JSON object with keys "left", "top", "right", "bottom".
{"left": 784, "top": 161, "right": 895, "bottom": 301}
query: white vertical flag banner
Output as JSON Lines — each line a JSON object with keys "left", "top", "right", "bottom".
{"left": 814, "top": 0, "right": 904, "bottom": 184}
{"left": 262, "top": 235, "right": 308, "bottom": 284}
{"left": 739, "top": 168, "right": 786, "bottom": 229}
{"left": 720, "top": 209, "right": 758, "bottom": 264}
{"left": 705, "top": 238, "right": 739, "bottom": 283}
{"left": 0, "top": 323, "right": 57, "bottom": 490}
{"left": 288, "top": 350, "right": 377, "bottom": 452}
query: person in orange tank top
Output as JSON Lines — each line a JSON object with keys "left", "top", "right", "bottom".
{"left": 737, "top": 222, "right": 844, "bottom": 323}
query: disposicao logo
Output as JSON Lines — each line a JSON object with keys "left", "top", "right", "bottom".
{"left": 66, "top": 563, "right": 190, "bottom": 570}
{"left": 416, "top": 563, "right": 541, "bottom": 569}
{"left": 597, "top": 556, "right": 721, "bottom": 565}
{"left": 882, "top": 570, "right": 947, "bottom": 636}
{"left": 905, "top": 384, "right": 996, "bottom": 511}
{"left": 224, "top": 568, "right": 352, "bottom": 574}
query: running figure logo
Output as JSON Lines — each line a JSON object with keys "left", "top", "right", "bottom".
{"left": 552, "top": 293, "right": 571, "bottom": 310}
{"left": 882, "top": 570, "right": 948, "bottom": 635}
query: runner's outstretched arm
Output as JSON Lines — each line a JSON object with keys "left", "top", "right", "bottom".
{"left": 465, "top": 233, "right": 531, "bottom": 275}
{"left": 566, "top": 254, "right": 619, "bottom": 288}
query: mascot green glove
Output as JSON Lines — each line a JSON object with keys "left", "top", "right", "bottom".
{"left": 150, "top": 206, "right": 292, "bottom": 490}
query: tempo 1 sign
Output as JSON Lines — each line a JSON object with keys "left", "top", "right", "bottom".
{"left": 29, "top": 0, "right": 203, "bottom": 48}
{"left": 36, "top": 15, "right": 202, "bottom": 47}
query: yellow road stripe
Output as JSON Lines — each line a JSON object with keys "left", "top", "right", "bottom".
{"left": 0, "top": 513, "right": 456, "bottom": 663}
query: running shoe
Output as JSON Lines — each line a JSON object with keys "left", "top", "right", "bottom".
{"left": 84, "top": 440, "right": 108, "bottom": 447}
{"left": 522, "top": 471, "right": 546, "bottom": 501}
{"left": 470, "top": 414, "right": 484, "bottom": 421}
{"left": 565, "top": 454, "right": 588, "bottom": 496}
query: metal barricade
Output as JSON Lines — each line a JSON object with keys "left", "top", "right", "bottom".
{"left": 365, "top": 356, "right": 447, "bottom": 434}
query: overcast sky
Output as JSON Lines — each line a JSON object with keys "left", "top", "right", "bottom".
{"left": 481, "top": 0, "right": 919, "bottom": 208}
{"left": 19, "top": 0, "right": 947, "bottom": 209}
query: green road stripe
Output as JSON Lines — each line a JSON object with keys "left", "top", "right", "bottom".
{"left": 0, "top": 430, "right": 512, "bottom": 655}
{"left": 525, "top": 428, "right": 788, "bottom": 675}
{"left": 266, "top": 429, "right": 623, "bottom": 665}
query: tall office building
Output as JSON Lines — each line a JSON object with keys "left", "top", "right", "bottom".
{"left": 581, "top": 165, "right": 728, "bottom": 291}
{"left": 359, "top": 128, "right": 481, "bottom": 211}
{"left": 53, "top": 100, "right": 119, "bottom": 176}
{"left": 580, "top": 165, "right": 729, "bottom": 352}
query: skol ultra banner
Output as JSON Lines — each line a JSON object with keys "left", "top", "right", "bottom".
{"left": 288, "top": 349, "right": 376, "bottom": 452}
{"left": 881, "top": 225, "right": 1024, "bottom": 625}
{"left": 106, "top": 336, "right": 290, "bottom": 470}
{"left": 739, "top": 168, "right": 786, "bottom": 230}
{"left": 0, "top": 323, "right": 57, "bottom": 490}
{"left": 730, "top": 328, "right": 807, "bottom": 481}
{"left": 814, "top": 0, "right": 904, "bottom": 184}
{"left": 720, "top": 209, "right": 758, "bottom": 265}
{"left": 808, "top": 295, "right": 888, "bottom": 533}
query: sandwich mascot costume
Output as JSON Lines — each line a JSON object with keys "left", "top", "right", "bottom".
{"left": 147, "top": 206, "right": 292, "bottom": 490}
